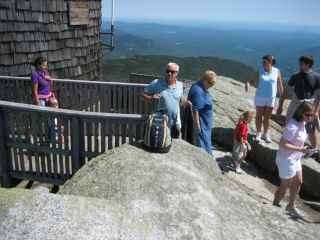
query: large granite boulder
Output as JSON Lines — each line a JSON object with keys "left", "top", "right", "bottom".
{"left": 58, "top": 140, "right": 319, "bottom": 239}
{"left": 1, "top": 140, "right": 319, "bottom": 239}
{"left": 210, "top": 76, "right": 320, "bottom": 200}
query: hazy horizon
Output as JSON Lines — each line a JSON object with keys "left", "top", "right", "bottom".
{"left": 102, "top": 0, "right": 320, "bottom": 30}
{"left": 102, "top": 18, "right": 320, "bottom": 34}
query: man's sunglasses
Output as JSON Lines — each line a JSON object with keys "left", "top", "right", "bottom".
{"left": 166, "top": 69, "right": 178, "bottom": 74}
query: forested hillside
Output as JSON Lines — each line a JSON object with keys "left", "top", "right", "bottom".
{"left": 102, "top": 55, "right": 256, "bottom": 83}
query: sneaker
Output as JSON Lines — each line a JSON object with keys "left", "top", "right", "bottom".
{"left": 234, "top": 162, "right": 242, "bottom": 174}
{"left": 235, "top": 166, "right": 242, "bottom": 174}
{"left": 255, "top": 132, "right": 262, "bottom": 142}
{"left": 263, "top": 133, "right": 272, "bottom": 143}
{"left": 285, "top": 205, "right": 305, "bottom": 218}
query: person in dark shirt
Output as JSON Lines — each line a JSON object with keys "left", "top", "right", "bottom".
{"left": 277, "top": 54, "right": 320, "bottom": 147}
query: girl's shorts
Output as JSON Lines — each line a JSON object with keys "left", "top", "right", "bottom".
{"left": 254, "top": 95, "right": 276, "bottom": 107}
{"left": 33, "top": 98, "right": 46, "bottom": 106}
{"left": 232, "top": 140, "right": 250, "bottom": 162}
{"left": 276, "top": 156, "right": 302, "bottom": 179}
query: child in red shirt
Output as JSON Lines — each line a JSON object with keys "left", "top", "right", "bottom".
{"left": 232, "top": 110, "right": 254, "bottom": 174}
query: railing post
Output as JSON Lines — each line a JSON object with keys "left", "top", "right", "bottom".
{"left": 71, "top": 116, "right": 80, "bottom": 174}
{"left": 0, "top": 108, "right": 13, "bottom": 187}
{"left": 151, "top": 98, "right": 159, "bottom": 112}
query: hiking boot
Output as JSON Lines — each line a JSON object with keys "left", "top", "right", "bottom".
{"left": 285, "top": 205, "right": 305, "bottom": 218}
{"left": 263, "top": 133, "right": 272, "bottom": 143}
{"left": 255, "top": 132, "right": 262, "bottom": 142}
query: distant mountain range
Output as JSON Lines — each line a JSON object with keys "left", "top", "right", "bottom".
{"left": 102, "top": 21, "right": 320, "bottom": 84}
{"left": 102, "top": 30, "right": 180, "bottom": 58}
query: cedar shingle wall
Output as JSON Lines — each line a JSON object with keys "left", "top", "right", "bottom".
{"left": 0, "top": 0, "right": 102, "bottom": 81}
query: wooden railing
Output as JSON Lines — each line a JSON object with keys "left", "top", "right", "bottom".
{"left": 0, "top": 76, "right": 156, "bottom": 114}
{"left": 0, "top": 101, "right": 146, "bottom": 187}
{"left": 0, "top": 76, "right": 196, "bottom": 188}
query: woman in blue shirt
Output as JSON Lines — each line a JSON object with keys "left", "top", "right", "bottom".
{"left": 245, "top": 55, "right": 283, "bottom": 143}
{"left": 188, "top": 70, "right": 217, "bottom": 155}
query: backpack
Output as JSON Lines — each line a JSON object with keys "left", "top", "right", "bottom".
{"left": 143, "top": 109, "right": 171, "bottom": 153}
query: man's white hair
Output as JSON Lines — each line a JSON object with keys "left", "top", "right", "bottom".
{"left": 166, "top": 62, "right": 179, "bottom": 72}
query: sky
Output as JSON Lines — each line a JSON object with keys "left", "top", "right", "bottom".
{"left": 101, "top": 0, "right": 320, "bottom": 26}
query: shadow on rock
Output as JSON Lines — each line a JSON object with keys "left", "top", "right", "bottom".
{"left": 271, "top": 114, "right": 286, "bottom": 127}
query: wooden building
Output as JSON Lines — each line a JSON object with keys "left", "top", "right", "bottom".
{"left": 0, "top": 0, "right": 102, "bottom": 81}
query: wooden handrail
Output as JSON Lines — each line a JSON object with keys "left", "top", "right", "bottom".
{"left": 0, "top": 76, "right": 157, "bottom": 114}
{"left": 0, "top": 100, "right": 147, "bottom": 187}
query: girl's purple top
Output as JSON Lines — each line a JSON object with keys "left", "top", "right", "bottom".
{"left": 31, "top": 70, "right": 51, "bottom": 95}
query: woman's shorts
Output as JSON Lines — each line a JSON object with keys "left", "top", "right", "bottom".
{"left": 254, "top": 95, "right": 276, "bottom": 107}
{"left": 276, "top": 156, "right": 302, "bottom": 179}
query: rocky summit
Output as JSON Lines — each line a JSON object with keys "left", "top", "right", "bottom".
{"left": 1, "top": 76, "right": 320, "bottom": 239}
{"left": 1, "top": 139, "right": 319, "bottom": 239}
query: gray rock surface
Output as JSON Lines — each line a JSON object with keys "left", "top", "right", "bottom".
{"left": 302, "top": 158, "right": 320, "bottom": 199}
{"left": 213, "top": 144, "right": 320, "bottom": 219}
{"left": 1, "top": 140, "right": 319, "bottom": 239}
{"left": 211, "top": 76, "right": 320, "bottom": 200}
{"left": 59, "top": 140, "right": 318, "bottom": 239}
{"left": 0, "top": 188, "right": 156, "bottom": 239}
